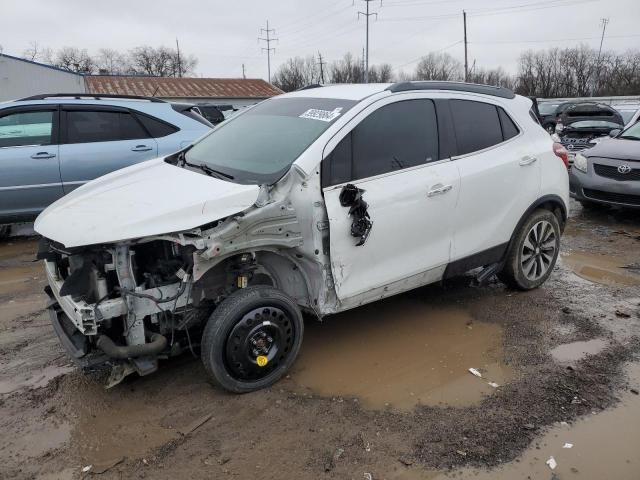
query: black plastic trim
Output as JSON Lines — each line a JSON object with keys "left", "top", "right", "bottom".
{"left": 386, "top": 81, "right": 516, "bottom": 99}
{"left": 443, "top": 243, "right": 508, "bottom": 279}
{"left": 18, "top": 93, "right": 166, "bottom": 103}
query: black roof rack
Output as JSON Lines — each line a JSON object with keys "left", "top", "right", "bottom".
{"left": 386, "top": 81, "right": 516, "bottom": 99}
{"left": 297, "top": 84, "right": 324, "bottom": 91}
{"left": 16, "top": 93, "right": 166, "bottom": 103}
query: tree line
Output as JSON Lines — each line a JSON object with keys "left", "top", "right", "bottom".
{"left": 273, "top": 45, "right": 640, "bottom": 98}
{"left": 18, "top": 41, "right": 197, "bottom": 77}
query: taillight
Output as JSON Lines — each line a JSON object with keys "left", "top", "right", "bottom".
{"left": 553, "top": 142, "right": 569, "bottom": 168}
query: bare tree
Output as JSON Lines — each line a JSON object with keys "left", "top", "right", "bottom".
{"left": 272, "top": 56, "right": 318, "bottom": 92}
{"left": 329, "top": 53, "right": 364, "bottom": 84}
{"left": 467, "top": 67, "right": 515, "bottom": 90}
{"left": 22, "top": 41, "right": 54, "bottom": 64}
{"left": 128, "top": 46, "right": 196, "bottom": 77}
{"left": 368, "top": 63, "right": 394, "bottom": 83}
{"left": 96, "top": 48, "right": 127, "bottom": 75}
{"left": 414, "top": 52, "right": 463, "bottom": 81}
{"left": 54, "top": 47, "right": 95, "bottom": 73}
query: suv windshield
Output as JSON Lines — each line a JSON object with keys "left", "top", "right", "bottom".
{"left": 185, "top": 97, "right": 357, "bottom": 185}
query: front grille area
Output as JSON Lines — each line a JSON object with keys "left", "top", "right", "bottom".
{"left": 594, "top": 163, "right": 640, "bottom": 181}
{"left": 583, "top": 188, "right": 640, "bottom": 206}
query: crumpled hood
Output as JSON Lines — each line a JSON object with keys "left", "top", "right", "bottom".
{"left": 586, "top": 137, "right": 640, "bottom": 162}
{"left": 35, "top": 158, "right": 260, "bottom": 248}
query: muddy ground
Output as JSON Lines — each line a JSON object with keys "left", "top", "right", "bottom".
{"left": 1, "top": 201, "right": 639, "bottom": 480}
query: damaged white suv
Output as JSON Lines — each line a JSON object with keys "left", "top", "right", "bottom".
{"left": 36, "top": 82, "right": 570, "bottom": 392}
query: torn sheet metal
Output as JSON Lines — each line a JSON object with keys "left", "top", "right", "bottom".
{"left": 339, "top": 184, "right": 372, "bottom": 246}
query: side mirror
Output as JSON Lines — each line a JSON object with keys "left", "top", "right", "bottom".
{"left": 609, "top": 129, "right": 621, "bottom": 138}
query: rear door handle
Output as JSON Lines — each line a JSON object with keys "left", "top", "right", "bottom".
{"left": 519, "top": 155, "right": 537, "bottom": 166}
{"left": 30, "top": 152, "right": 56, "bottom": 159}
{"left": 131, "top": 145, "right": 153, "bottom": 152}
{"left": 427, "top": 184, "right": 453, "bottom": 197}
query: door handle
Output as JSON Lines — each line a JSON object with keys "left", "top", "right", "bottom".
{"left": 131, "top": 145, "right": 153, "bottom": 152}
{"left": 30, "top": 152, "right": 56, "bottom": 159}
{"left": 427, "top": 184, "right": 453, "bottom": 197}
{"left": 519, "top": 155, "right": 537, "bottom": 166}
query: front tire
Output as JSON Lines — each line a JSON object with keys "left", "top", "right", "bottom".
{"left": 201, "top": 286, "right": 304, "bottom": 393}
{"left": 498, "top": 210, "right": 561, "bottom": 290}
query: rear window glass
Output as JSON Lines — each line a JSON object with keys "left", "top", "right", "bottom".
{"left": 450, "top": 100, "right": 503, "bottom": 155}
{"left": 66, "top": 110, "right": 149, "bottom": 144}
{"left": 499, "top": 108, "right": 520, "bottom": 140}
{"left": 136, "top": 114, "right": 179, "bottom": 138}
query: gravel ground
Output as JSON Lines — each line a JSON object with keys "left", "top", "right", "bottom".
{"left": 0, "top": 200, "right": 639, "bottom": 480}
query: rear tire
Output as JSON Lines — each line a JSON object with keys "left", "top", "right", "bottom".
{"left": 201, "top": 286, "right": 304, "bottom": 393}
{"left": 498, "top": 210, "right": 561, "bottom": 290}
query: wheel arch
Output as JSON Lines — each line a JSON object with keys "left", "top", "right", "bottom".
{"left": 194, "top": 249, "right": 317, "bottom": 312}
{"left": 507, "top": 195, "right": 567, "bottom": 254}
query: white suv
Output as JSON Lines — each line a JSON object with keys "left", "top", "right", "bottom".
{"left": 35, "top": 82, "right": 570, "bottom": 392}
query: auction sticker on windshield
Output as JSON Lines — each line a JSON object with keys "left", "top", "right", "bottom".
{"left": 299, "top": 107, "right": 343, "bottom": 122}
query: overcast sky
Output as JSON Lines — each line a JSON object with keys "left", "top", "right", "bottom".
{"left": 2, "top": 0, "right": 639, "bottom": 80}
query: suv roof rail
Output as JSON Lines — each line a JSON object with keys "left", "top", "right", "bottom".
{"left": 386, "top": 81, "right": 516, "bottom": 99}
{"left": 297, "top": 84, "right": 324, "bottom": 91}
{"left": 16, "top": 93, "right": 167, "bottom": 103}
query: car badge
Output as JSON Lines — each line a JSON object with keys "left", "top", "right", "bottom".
{"left": 617, "top": 164, "right": 632, "bottom": 174}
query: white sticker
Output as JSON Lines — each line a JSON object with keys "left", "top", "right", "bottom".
{"left": 299, "top": 107, "right": 343, "bottom": 122}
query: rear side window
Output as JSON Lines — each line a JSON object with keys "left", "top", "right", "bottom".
{"left": 66, "top": 110, "right": 149, "bottom": 144}
{"left": 323, "top": 99, "right": 439, "bottom": 186}
{"left": 450, "top": 100, "right": 503, "bottom": 155}
{"left": 135, "top": 113, "right": 179, "bottom": 138}
{"left": 0, "top": 110, "right": 53, "bottom": 147}
{"left": 499, "top": 108, "right": 520, "bottom": 140}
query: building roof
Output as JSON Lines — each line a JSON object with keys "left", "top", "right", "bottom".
{"left": 0, "top": 53, "right": 83, "bottom": 76}
{"left": 85, "top": 75, "right": 282, "bottom": 99}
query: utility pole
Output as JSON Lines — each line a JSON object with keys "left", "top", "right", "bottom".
{"left": 175, "top": 38, "right": 182, "bottom": 77}
{"left": 358, "top": 0, "right": 379, "bottom": 83}
{"left": 259, "top": 20, "right": 278, "bottom": 83}
{"left": 594, "top": 17, "right": 609, "bottom": 95}
{"left": 242, "top": 64, "right": 246, "bottom": 79}
{"left": 463, "top": 11, "right": 468, "bottom": 82}
{"left": 316, "top": 52, "right": 326, "bottom": 84}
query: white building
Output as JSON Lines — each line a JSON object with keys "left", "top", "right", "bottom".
{"left": 0, "top": 53, "right": 85, "bottom": 102}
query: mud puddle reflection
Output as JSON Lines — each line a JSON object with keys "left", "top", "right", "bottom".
{"left": 291, "top": 296, "right": 512, "bottom": 410}
{"left": 425, "top": 362, "right": 640, "bottom": 480}
{"left": 551, "top": 339, "right": 608, "bottom": 365}
{"left": 562, "top": 251, "right": 640, "bottom": 287}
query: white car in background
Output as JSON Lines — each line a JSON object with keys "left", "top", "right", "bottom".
{"left": 36, "top": 81, "right": 570, "bottom": 393}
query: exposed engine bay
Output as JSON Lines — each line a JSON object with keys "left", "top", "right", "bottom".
{"left": 40, "top": 237, "right": 284, "bottom": 386}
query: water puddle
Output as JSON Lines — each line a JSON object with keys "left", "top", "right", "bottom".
{"left": 4, "top": 420, "right": 72, "bottom": 458}
{"left": 0, "top": 362, "right": 74, "bottom": 394}
{"left": 562, "top": 251, "right": 640, "bottom": 287}
{"left": 290, "top": 296, "right": 512, "bottom": 411}
{"left": 550, "top": 339, "right": 609, "bottom": 365}
{"left": 430, "top": 362, "right": 640, "bottom": 480}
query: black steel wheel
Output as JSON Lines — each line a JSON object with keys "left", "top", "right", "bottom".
{"left": 201, "top": 286, "right": 304, "bottom": 393}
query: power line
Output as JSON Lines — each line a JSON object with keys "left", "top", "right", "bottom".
{"left": 358, "top": 0, "right": 380, "bottom": 83}
{"left": 258, "top": 20, "right": 278, "bottom": 83}
{"left": 463, "top": 10, "right": 468, "bottom": 82}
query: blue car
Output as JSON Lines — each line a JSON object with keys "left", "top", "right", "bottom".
{"left": 0, "top": 93, "right": 212, "bottom": 230}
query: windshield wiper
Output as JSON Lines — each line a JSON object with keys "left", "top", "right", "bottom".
{"left": 182, "top": 159, "right": 235, "bottom": 180}
{"left": 618, "top": 135, "right": 640, "bottom": 141}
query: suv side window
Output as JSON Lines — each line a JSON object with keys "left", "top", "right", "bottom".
{"left": 0, "top": 110, "right": 54, "bottom": 148}
{"left": 498, "top": 107, "right": 520, "bottom": 140}
{"left": 450, "top": 100, "right": 503, "bottom": 155}
{"left": 66, "top": 110, "right": 149, "bottom": 144}
{"left": 135, "top": 113, "right": 179, "bottom": 138}
{"left": 323, "top": 99, "right": 439, "bottom": 186}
